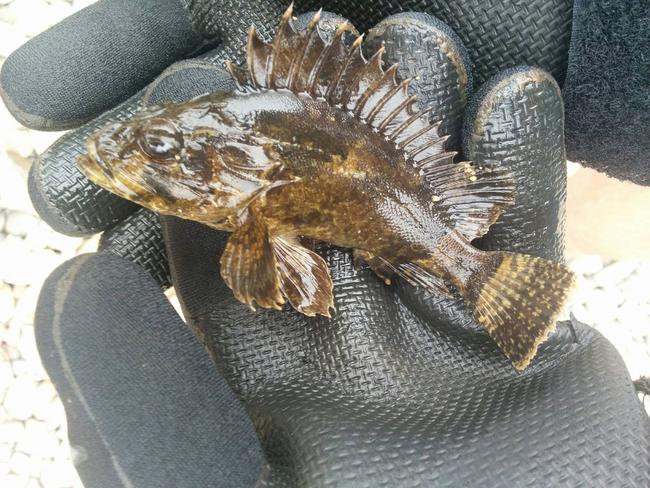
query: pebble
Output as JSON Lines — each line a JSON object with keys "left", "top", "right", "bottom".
{"left": 0, "top": 24, "right": 27, "bottom": 59}
{"left": 76, "top": 234, "right": 100, "bottom": 254}
{"left": 0, "top": 155, "right": 36, "bottom": 214}
{"left": 0, "top": 442, "right": 11, "bottom": 463}
{"left": 0, "top": 236, "right": 66, "bottom": 285}
{"left": 3, "top": 378, "right": 41, "bottom": 420}
{"left": 43, "top": 397, "right": 66, "bottom": 430}
{"left": 4, "top": 472, "right": 29, "bottom": 488}
{"left": 568, "top": 254, "right": 603, "bottom": 276}
{"left": 9, "top": 450, "right": 30, "bottom": 475}
{"left": 0, "top": 361, "right": 14, "bottom": 394}
{"left": 1, "top": 320, "right": 21, "bottom": 350}
{"left": 0, "top": 420, "right": 25, "bottom": 444}
{"left": 24, "top": 220, "right": 82, "bottom": 254}
{"left": 11, "top": 358, "right": 49, "bottom": 382}
{"left": 18, "top": 321, "right": 38, "bottom": 344}
{"left": 593, "top": 260, "right": 640, "bottom": 288}
{"left": 40, "top": 457, "right": 80, "bottom": 488}
{"left": 0, "top": 282, "right": 14, "bottom": 323}
{"left": 32, "top": 382, "right": 58, "bottom": 421}
{"left": 4, "top": 210, "right": 40, "bottom": 238}
{"left": 16, "top": 418, "right": 61, "bottom": 459}
{"left": 14, "top": 287, "right": 40, "bottom": 326}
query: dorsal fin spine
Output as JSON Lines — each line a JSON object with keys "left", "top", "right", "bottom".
{"left": 326, "top": 35, "right": 364, "bottom": 104}
{"left": 400, "top": 122, "right": 439, "bottom": 149}
{"left": 419, "top": 151, "right": 457, "bottom": 170}
{"left": 338, "top": 41, "right": 383, "bottom": 109}
{"left": 267, "top": 6, "right": 293, "bottom": 88}
{"left": 408, "top": 134, "right": 450, "bottom": 158}
{"left": 378, "top": 90, "right": 415, "bottom": 133}
{"left": 246, "top": 25, "right": 259, "bottom": 88}
{"left": 307, "top": 22, "right": 348, "bottom": 97}
{"left": 391, "top": 107, "right": 433, "bottom": 142}
{"left": 364, "top": 64, "right": 400, "bottom": 122}
{"left": 225, "top": 60, "right": 245, "bottom": 90}
{"left": 287, "top": 8, "right": 322, "bottom": 90}
{"left": 351, "top": 47, "right": 386, "bottom": 116}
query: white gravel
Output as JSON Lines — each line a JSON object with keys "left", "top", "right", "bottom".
{"left": 1, "top": 1, "right": 649, "bottom": 487}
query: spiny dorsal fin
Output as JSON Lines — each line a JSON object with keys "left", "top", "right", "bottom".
{"left": 226, "top": 5, "right": 516, "bottom": 241}
{"left": 225, "top": 4, "right": 452, "bottom": 167}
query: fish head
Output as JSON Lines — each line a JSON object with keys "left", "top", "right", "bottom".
{"left": 78, "top": 92, "right": 273, "bottom": 227}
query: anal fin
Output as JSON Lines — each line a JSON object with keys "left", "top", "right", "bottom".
{"left": 353, "top": 249, "right": 395, "bottom": 285}
{"left": 362, "top": 254, "right": 452, "bottom": 297}
{"left": 271, "top": 236, "right": 334, "bottom": 317}
{"left": 396, "top": 260, "right": 452, "bottom": 297}
{"left": 220, "top": 209, "right": 284, "bottom": 311}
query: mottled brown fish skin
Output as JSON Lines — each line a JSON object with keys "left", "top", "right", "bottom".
{"left": 250, "top": 90, "right": 448, "bottom": 264}
{"left": 78, "top": 4, "right": 577, "bottom": 370}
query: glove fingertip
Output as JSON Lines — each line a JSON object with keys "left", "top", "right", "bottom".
{"left": 462, "top": 66, "right": 566, "bottom": 262}
{"left": 99, "top": 209, "right": 171, "bottom": 288}
{"left": 1, "top": 0, "right": 208, "bottom": 131}
{"left": 144, "top": 60, "right": 236, "bottom": 106}
{"left": 365, "top": 12, "right": 472, "bottom": 151}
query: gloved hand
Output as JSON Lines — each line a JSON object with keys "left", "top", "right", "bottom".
{"left": 1, "top": 1, "right": 649, "bottom": 487}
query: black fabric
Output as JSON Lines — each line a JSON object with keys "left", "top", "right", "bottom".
{"left": 35, "top": 253, "right": 263, "bottom": 488}
{"left": 563, "top": 0, "right": 650, "bottom": 185}
{"left": 0, "top": 0, "right": 207, "bottom": 130}
{"left": 99, "top": 209, "right": 172, "bottom": 289}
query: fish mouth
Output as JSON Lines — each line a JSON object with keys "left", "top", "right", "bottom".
{"left": 77, "top": 138, "right": 114, "bottom": 187}
{"left": 77, "top": 137, "right": 143, "bottom": 202}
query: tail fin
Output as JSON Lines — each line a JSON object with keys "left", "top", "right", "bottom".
{"left": 462, "top": 252, "right": 576, "bottom": 370}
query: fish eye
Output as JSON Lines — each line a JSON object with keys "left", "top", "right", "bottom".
{"left": 138, "top": 118, "right": 183, "bottom": 160}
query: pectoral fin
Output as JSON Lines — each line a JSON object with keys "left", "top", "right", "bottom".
{"left": 271, "top": 236, "right": 334, "bottom": 317}
{"left": 220, "top": 209, "right": 284, "bottom": 311}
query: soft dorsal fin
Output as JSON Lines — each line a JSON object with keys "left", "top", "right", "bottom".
{"left": 224, "top": 4, "right": 454, "bottom": 171}
{"left": 225, "top": 5, "right": 516, "bottom": 241}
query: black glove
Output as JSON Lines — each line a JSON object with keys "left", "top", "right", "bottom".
{"left": 2, "top": 1, "right": 649, "bottom": 487}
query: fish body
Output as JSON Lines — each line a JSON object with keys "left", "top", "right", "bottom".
{"left": 79, "top": 6, "right": 575, "bottom": 369}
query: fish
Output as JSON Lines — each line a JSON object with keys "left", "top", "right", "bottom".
{"left": 77, "top": 5, "right": 576, "bottom": 370}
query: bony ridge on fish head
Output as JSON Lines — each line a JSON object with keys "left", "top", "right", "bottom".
{"left": 78, "top": 90, "right": 281, "bottom": 228}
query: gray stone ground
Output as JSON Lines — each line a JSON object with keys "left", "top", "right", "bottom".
{"left": 1, "top": 1, "right": 649, "bottom": 487}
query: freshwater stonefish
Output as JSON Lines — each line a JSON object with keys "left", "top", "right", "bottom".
{"left": 78, "top": 6, "right": 575, "bottom": 370}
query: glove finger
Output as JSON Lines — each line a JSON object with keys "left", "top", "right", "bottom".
{"left": 418, "top": 0, "right": 573, "bottom": 86}
{"left": 365, "top": 12, "right": 472, "bottom": 152}
{"left": 29, "top": 92, "right": 144, "bottom": 236}
{"left": 464, "top": 67, "right": 567, "bottom": 262}
{"left": 397, "top": 67, "right": 569, "bottom": 350}
{"left": 27, "top": 41, "right": 242, "bottom": 238}
{"left": 35, "top": 252, "right": 262, "bottom": 488}
{"left": 0, "top": 0, "right": 210, "bottom": 131}
{"left": 99, "top": 209, "right": 171, "bottom": 289}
